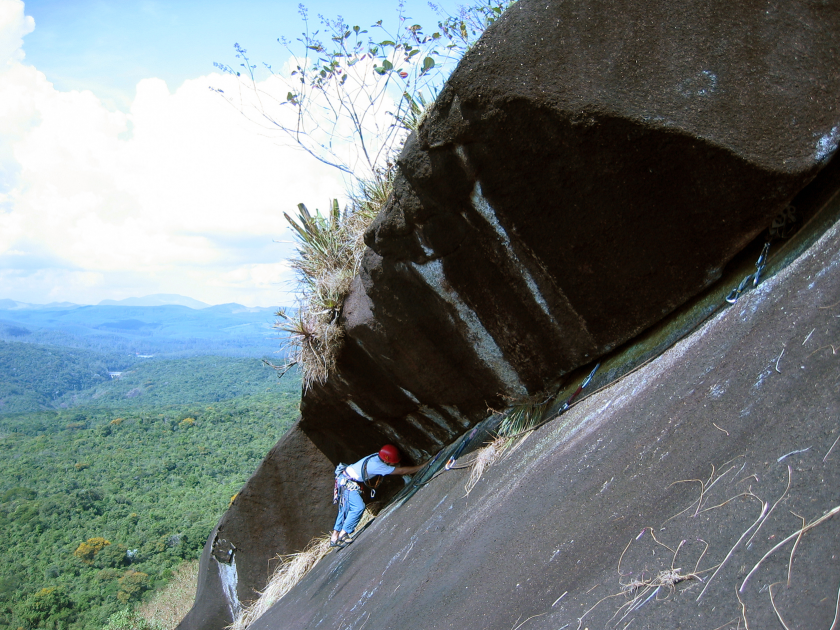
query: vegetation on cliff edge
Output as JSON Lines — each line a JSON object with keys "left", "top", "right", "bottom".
{"left": 246, "top": 1, "right": 516, "bottom": 388}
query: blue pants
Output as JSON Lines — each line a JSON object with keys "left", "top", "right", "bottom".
{"left": 334, "top": 486, "right": 365, "bottom": 534}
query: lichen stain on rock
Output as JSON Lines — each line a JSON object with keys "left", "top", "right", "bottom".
{"left": 815, "top": 126, "right": 840, "bottom": 163}
{"left": 410, "top": 257, "right": 529, "bottom": 397}
{"left": 677, "top": 69, "right": 718, "bottom": 98}
{"left": 469, "top": 179, "right": 560, "bottom": 326}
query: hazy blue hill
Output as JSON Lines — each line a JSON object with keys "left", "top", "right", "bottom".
{"left": 0, "top": 299, "right": 83, "bottom": 311}
{"left": 203, "top": 302, "right": 271, "bottom": 314}
{"left": 0, "top": 301, "right": 287, "bottom": 358}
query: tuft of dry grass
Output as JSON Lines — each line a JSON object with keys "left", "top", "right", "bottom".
{"left": 136, "top": 559, "right": 199, "bottom": 630}
{"left": 464, "top": 435, "right": 505, "bottom": 495}
{"left": 562, "top": 453, "right": 840, "bottom": 630}
{"left": 497, "top": 397, "right": 551, "bottom": 437}
{"left": 457, "top": 397, "right": 554, "bottom": 495}
{"left": 230, "top": 509, "right": 376, "bottom": 630}
{"left": 229, "top": 536, "right": 333, "bottom": 630}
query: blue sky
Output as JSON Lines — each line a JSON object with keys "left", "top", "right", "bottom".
{"left": 0, "top": 0, "right": 458, "bottom": 307}
{"left": 21, "top": 0, "right": 448, "bottom": 110}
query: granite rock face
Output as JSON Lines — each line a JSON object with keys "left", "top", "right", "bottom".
{"left": 178, "top": 1, "right": 840, "bottom": 628}
{"left": 253, "top": 206, "right": 840, "bottom": 630}
{"left": 305, "top": 0, "right": 840, "bottom": 459}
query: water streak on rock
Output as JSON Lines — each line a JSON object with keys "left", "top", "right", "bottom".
{"left": 216, "top": 555, "right": 242, "bottom": 620}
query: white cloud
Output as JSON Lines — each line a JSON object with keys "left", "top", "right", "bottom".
{"left": 0, "top": 1, "right": 346, "bottom": 307}
{"left": 0, "top": 267, "right": 105, "bottom": 303}
{"left": 0, "top": 0, "right": 33, "bottom": 67}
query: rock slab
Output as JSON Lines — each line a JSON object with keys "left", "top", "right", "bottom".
{"left": 306, "top": 0, "right": 840, "bottom": 459}
{"left": 253, "top": 202, "right": 840, "bottom": 630}
{"left": 179, "top": 1, "right": 840, "bottom": 626}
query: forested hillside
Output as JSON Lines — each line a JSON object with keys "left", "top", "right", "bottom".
{"left": 0, "top": 330, "right": 301, "bottom": 629}
{"left": 0, "top": 373, "right": 301, "bottom": 630}
{"left": 0, "top": 341, "right": 128, "bottom": 414}
{"left": 0, "top": 340, "right": 285, "bottom": 415}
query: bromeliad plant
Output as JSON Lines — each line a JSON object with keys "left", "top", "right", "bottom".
{"left": 274, "top": 188, "right": 388, "bottom": 389}
{"left": 284, "top": 199, "right": 353, "bottom": 306}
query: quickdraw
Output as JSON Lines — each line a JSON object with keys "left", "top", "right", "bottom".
{"left": 726, "top": 242, "right": 770, "bottom": 304}
{"left": 445, "top": 426, "right": 480, "bottom": 470}
{"left": 559, "top": 362, "right": 600, "bottom": 412}
{"left": 360, "top": 455, "right": 383, "bottom": 498}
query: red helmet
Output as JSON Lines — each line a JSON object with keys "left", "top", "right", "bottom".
{"left": 378, "top": 444, "right": 401, "bottom": 465}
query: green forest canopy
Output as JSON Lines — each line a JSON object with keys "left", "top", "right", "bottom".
{"left": 0, "top": 361, "right": 301, "bottom": 630}
{"left": 0, "top": 339, "right": 286, "bottom": 416}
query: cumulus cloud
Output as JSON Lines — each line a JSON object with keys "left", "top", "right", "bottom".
{"left": 0, "top": 1, "right": 346, "bottom": 307}
{"left": 0, "top": 0, "right": 33, "bottom": 66}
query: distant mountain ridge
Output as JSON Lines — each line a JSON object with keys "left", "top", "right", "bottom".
{"left": 1, "top": 294, "right": 277, "bottom": 311}
{"left": 0, "top": 298, "right": 81, "bottom": 310}
{"left": 98, "top": 294, "right": 211, "bottom": 309}
{"left": 0, "top": 299, "right": 288, "bottom": 358}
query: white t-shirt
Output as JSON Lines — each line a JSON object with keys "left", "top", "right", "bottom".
{"left": 345, "top": 454, "right": 395, "bottom": 481}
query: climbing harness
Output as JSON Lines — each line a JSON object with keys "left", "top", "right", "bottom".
{"left": 333, "top": 454, "right": 384, "bottom": 502}
{"left": 726, "top": 242, "right": 771, "bottom": 304}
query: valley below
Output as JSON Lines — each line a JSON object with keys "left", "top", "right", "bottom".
{"left": 0, "top": 300, "right": 300, "bottom": 630}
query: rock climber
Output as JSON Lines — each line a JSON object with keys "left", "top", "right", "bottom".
{"left": 330, "top": 444, "right": 425, "bottom": 547}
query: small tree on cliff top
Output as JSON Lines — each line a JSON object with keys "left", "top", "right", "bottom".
{"left": 213, "top": 2, "right": 513, "bottom": 181}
